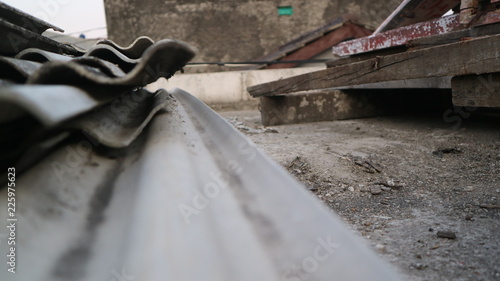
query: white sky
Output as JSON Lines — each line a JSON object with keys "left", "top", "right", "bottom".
{"left": 2, "top": 0, "right": 107, "bottom": 38}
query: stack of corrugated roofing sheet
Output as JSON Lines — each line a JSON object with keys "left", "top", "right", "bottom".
{"left": 0, "top": 3, "right": 402, "bottom": 281}
{"left": 0, "top": 2, "right": 81, "bottom": 56}
{"left": 0, "top": 3, "right": 195, "bottom": 174}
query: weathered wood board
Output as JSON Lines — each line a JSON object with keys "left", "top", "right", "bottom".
{"left": 248, "top": 34, "right": 500, "bottom": 98}
{"left": 260, "top": 89, "right": 451, "bottom": 126}
{"left": 452, "top": 73, "right": 500, "bottom": 107}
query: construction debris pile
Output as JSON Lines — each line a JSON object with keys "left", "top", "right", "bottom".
{"left": 248, "top": 0, "right": 500, "bottom": 126}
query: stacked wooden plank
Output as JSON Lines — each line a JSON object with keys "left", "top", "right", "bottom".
{"left": 248, "top": 0, "right": 500, "bottom": 125}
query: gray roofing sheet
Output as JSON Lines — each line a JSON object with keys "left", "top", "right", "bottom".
{"left": 0, "top": 2, "right": 63, "bottom": 34}
{"left": 1, "top": 87, "right": 402, "bottom": 281}
{"left": 0, "top": 3, "right": 402, "bottom": 280}
{"left": 0, "top": 4, "right": 196, "bottom": 174}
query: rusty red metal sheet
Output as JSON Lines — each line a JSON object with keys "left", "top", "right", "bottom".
{"left": 332, "top": 8, "right": 500, "bottom": 57}
{"left": 332, "top": 14, "right": 460, "bottom": 57}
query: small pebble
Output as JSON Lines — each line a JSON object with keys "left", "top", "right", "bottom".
{"left": 437, "top": 231, "right": 457, "bottom": 239}
{"left": 374, "top": 244, "right": 386, "bottom": 253}
{"left": 463, "top": 186, "right": 475, "bottom": 192}
{"left": 370, "top": 185, "right": 383, "bottom": 195}
{"left": 413, "top": 263, "right": 427, "bottom": 270}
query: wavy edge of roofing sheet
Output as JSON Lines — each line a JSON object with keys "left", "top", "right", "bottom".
{"left": 26, "top": 39, "right": 196, "bottom": 86}
{"left": 0, "top": 25, "right": 196, "bottom": 174}
{"left": 94, "top": 36, "right": 155, "bottom": 59}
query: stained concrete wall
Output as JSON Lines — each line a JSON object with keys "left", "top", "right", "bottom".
{"left": 147, "top": 67, "right": 323, "bottom": 107}
{"left": 103, "top": 0, "right": 401, "bottom": 72}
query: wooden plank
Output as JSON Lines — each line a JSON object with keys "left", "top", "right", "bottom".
{"left": 326, "top": 47, "right": 407, "bottom": 68}
{"left": 333, "top": 77, "right": 451, "bottom": 89}
{"left": 248, "top": 33, "right": 500, "bottom": 97}
{"left": 260, "top": 89, "right": 452, "bottom": 125}
{"left": 474, "top": 9, "right": 500, "bottom": 26}
{"left": 260, "top": 91, "right": 385, "bottom": 126}
{"left": 375, "top": 0, "right": 460, "bottom": 33}
{"left": 459, "top": 0, "right": 479, "bottom": 25}
{"left": 407, "top": 22, "right": 500, "bottom": 49}
{"left": 452, "top": 73, "right": 500, "bottom": 107}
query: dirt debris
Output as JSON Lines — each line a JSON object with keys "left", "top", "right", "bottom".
{"left": 221, "top": 110, "right": 500, "bottom": 281}
{"left": 225, "top": 116, "right": 278, "bottom": 134}
{"left": 432, "top": 147, "right": 463, "bottom": 158}
{"left": 436, "top": 231, "right": 457, "bottom": 239}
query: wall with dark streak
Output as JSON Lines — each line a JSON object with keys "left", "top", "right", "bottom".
{"left": 103, "top": 0, "right": 400, "bottom": 72}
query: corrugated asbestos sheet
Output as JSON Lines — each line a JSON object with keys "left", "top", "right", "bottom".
{"left": 0, "top": 3, "right": 402, "bottom": 281}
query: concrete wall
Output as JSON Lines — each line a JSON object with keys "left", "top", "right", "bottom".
{"left": 103, "top": 0, "right": 401, "bottom": 72}
{"left": 147, "top": 67, "right": 323, "bottom": 107}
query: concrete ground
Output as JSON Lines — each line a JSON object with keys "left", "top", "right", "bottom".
{"left": 219, "top": 109, "right": 500, "bottom": 281}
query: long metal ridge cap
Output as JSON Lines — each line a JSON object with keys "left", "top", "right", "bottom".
{"left": 0, "top": 88, "right": 402, "bottom": 280}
